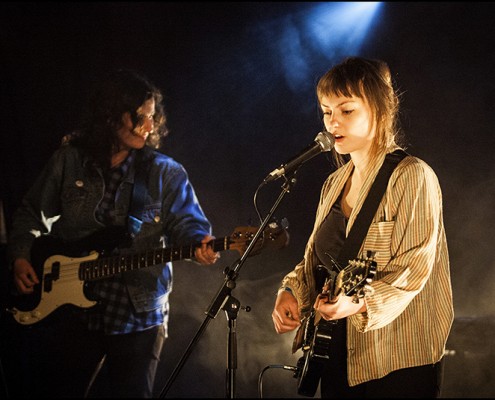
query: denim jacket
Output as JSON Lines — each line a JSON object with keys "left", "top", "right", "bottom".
{"left": 7, "top": 144, "right": 212, "bottom": 313}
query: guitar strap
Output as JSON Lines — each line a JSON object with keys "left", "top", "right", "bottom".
{"left": 336, "top": 149, "right": 408, "bottom": 268}
{"left": 128, "top": 149, "right": 148, "bottom": 236}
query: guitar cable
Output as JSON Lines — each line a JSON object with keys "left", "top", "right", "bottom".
{"left": 257, "top": 364, "right": 299, "bottom": 398}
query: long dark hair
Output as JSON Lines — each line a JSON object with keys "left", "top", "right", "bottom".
{"left": 70, "top": 68, "right": 168, "bottom": 169}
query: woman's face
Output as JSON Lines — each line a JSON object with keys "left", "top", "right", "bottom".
{"left": 320, "top": 93, "right": 375, "bottom": 158}
{"left": 117, "top": 98, "right": 155, "bottom": 151}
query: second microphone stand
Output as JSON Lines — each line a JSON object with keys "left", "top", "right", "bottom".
{"left": 159, "top": 174, "right": 296, "bottom": 398}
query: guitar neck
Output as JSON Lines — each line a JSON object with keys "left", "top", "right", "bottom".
{"left": 79, "top": 236, "right": 230, "bottom": 281}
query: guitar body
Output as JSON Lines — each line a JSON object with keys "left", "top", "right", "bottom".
{"left": 295, "top": 252, "right": 377, "bottom": 397}
{"left": 296, "top": 311, "right": 338, "bottom": 397}
{"left": 11, "top": 227, "right": 128, "bottom": 325}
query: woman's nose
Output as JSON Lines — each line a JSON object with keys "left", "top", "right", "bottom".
{"left": 326, "top": 116, "right": 338, "bottom": 131}
{"left": 144, "top": 118, "right": 154, "bottom": 133}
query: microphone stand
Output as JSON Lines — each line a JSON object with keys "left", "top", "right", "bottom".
{"left": 224, "top": 294, "right": 251, "bottom": 398}
{"left": 159, "top": 174, "right": 297, "bottom": 398}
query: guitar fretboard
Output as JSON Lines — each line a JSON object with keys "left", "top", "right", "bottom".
{"left": 79, "top": 237, "right": 230, "bottom": 281}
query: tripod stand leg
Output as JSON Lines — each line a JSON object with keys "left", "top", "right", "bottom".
{"left": 84, "top": 354, "right": 106, "bottom": 398}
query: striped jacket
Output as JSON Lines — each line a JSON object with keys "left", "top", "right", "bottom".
{"left": 281, "top": 152, "right": 454, "bottom": 386}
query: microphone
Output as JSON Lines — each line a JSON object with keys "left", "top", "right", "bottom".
{"left": 263, "top": 131, "right": 335, "bottom": 184}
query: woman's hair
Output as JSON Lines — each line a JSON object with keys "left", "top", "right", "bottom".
{"left": 316, "top": 56, "right": 404, "bottom": 168}
{"left": 71, "top": 68, "right": 168, "bottom": 168}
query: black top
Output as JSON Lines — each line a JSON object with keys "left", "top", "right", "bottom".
{"left": 314, "top": 194, "right": 348, "bottom": 273}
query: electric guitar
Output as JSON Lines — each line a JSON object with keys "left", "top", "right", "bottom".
{"left": 294, "top": 251, "right": 377, "bottom": 397}
{"left": 7, "top": 223, "right": 289, "bottom": 325}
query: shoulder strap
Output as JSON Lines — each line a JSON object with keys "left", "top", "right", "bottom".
{"left": 336, "top": 150, "right": 408, "bottom": 267}
{"left": 128, "top": 150, "right": 148, "bottom": 234}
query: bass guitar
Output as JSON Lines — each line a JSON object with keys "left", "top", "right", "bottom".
{"left": 7, "top": 223, "right": 289, "bottom": 325}
{"left": 295, "top": 250, "right": 377, "bottom": 397}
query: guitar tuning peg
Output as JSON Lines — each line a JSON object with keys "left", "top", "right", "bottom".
{"left": 280, "top": 217, "right": 289, "bottom": 230}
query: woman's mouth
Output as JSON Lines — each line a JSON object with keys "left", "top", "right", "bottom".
{"left": 132, "top": 131, "right": 149, "bottom": 140}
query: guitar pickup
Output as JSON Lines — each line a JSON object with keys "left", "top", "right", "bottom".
{"left": 315, "top": 332, "right": 333, "bottom": 341}
{"left": 44, "top": 261, "right": 60, "bottom": 292}
{"left": 313, "top": 354, "right": 330, "bottom": 361}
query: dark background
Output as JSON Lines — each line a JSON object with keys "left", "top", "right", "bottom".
{"left": 1, "top": 2, "right": 495, "bottom": 398}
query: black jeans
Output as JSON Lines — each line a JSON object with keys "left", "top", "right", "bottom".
{"left": 4, "top": 311, "right": 166, "bottom": 398}
{"left": 320, "top": 358, "right": 444, "bottom": 398}
{"left": 89, "top": 324, "right": 166, "bottom": 398}
{"left": 319, "top": 320, "right": 444, "bottom": 398}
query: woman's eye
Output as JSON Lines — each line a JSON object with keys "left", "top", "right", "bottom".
{"left": 137, "top": 114, "right": 154, "bottom": 123}
{"left": 343, "top": 109, "right": 353, "bottom": 115}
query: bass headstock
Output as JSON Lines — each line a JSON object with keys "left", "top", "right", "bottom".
{"left": 228, "top": 220, "right": 289, "bottom": 257}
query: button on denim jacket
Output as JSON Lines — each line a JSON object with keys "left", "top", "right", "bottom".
{"left": 7, "top": 144, "right": 212, "bottom": 313}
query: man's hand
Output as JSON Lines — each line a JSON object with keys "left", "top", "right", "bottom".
{"left": 13, "top": 258, "right": 39, "bottom": 294}
{"left": 194, "top": 235, "right": 220, "bottom": 265}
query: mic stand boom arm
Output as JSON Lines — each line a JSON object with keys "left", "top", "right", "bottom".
{"left": 159, "top": 174, "right": 297, "bottom": 398}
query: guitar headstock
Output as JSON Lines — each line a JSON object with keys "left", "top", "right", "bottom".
{"left": 228, "top": 221, "right": 289, "bottom": 257}
{"left": 334, "top": 250, "right": 377, "bottom": 301}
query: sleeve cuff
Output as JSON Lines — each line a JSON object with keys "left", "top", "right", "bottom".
{"left": 277, "top": 286, "right": 293, "bottom": 296}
